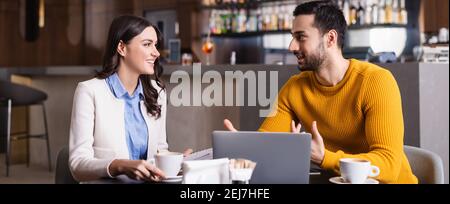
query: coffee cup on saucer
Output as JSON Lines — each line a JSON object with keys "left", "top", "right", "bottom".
{"left": 155, "top": 152, "right": 184, "bottom": 178}
{"left": 338, "top": 158, "right": 380, "bottom": 184}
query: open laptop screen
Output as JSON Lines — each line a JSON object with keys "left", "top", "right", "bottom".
{"left": 212, "top": 131, "right": 311, "bottom": 184}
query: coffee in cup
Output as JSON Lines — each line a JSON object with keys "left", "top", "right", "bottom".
{"left": 155, "top": 152, "right": 184, "bottom": 177}
{"left": 339, "top": 158, "right": 380, "bottom": 184}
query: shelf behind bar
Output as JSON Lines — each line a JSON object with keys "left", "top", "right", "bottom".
{"left": 203, "top": 24, "right": 407, "bottom": 38}
{"left": 348, "top": 24, "right": 408, "bottom": 30}
{"left": 200, "top": 0, "right": 298, "bottom": 10}
{"left": 204, "top": 29, "right": 291, "bottom": 38}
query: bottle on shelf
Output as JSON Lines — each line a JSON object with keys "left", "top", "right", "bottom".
{"left": 392, "top": 0, "right": 399, "bottom": 24}
{"left": 271, "top": 6, "right": 279, "bottom": 31}
{"left": 237, "top": 9, "right": 247, "bottom": 33}
{"left": 378, "top": 0, "right": 386, "bottom": 24}
{"left": 278, "top": 6, "right": 285, "bottom": 30}
{"left": 257, "top": 8, "right": 263, "bottom": 32}
{"left": 399, "top": 0, "right": 408, "bottom": 25}
{"left": 228, "top": 11, "right": 232, "bottom": 32}
{"left": 349, "top": 0, "right": 357, "bottom": 25}
{"left": 371, "top": 0, "right": 379, "bottom": 25}
{"left": 384, "top": 0, "right": 393, "bottom": 24}
{"left": 365, "top": 0, "right": 373, "bottom": 25}
{"left": 263, "top": 7, "right": 271, "bottom": 31}
{"left": 343, "top": 0, "right": 350, "bottom": 26}
{"left": 356, "top": 1, "right": 365, "bottom": 26}
{"left": 247, "top": 9, "right": 258, "bottom": 32}
{"left": 282, "top": 5, "right": 291, "bottom": 30}
{"left": 210, "top": 10, "right": 218, "bottom": 34}
{"left": 216, "top": 10, "right": 224, "bottom": 34}
{"left": 231, "top": 9, "right": 239, "bottom": 33}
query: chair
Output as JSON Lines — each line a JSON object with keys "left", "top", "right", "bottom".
{"left": 55, "top": 146, "right": 78, "bottom": 184}
{"left": 0, "top": 80, "right": 51, "bottom": 176}
{"left": 404, "top": 145, "right": 444, "bottom": 184}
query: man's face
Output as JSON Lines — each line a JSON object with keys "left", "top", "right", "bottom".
{"left": 289, "top": 14, "right": 326, "bottom": 71}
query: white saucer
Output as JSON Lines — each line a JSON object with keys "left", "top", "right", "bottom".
{"left": 329, "top": 176, "right": 379, "bottom": 184}
{"left": 164, "top": 175, "right": 182, "bottom": 180}
{"left": 161, "top": 178, "right": 182, "bottom": 183}
{"left": 160, "top": 175, "right": 182, "bottom": 183}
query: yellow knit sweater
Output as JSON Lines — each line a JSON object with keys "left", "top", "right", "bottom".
{"left": 259, "top": 59, "right": 418, "bottom": 184}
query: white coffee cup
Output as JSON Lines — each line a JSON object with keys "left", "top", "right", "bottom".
{"left": 439, "top": 28, "right": 449, "bottom": 43}
{"left": 155, "top": 152, "right": 184, "bottom": 177}
{"left": 339, "top": 158, "right": 380, "bottom": 184}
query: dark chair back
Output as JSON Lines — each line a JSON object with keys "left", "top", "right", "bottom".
{"left": 55, "top": 146, "right": 78, "bottom": 184}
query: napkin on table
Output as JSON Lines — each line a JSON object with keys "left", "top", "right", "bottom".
{"left": 182, "top": 158, "right": 230, "bottom": 184}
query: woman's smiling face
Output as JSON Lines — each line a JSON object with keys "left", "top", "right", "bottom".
{"left": 121, "top": 26, "right": 160, "bottom": 75}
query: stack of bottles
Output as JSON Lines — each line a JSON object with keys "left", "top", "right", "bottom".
{"left": 205, "top": 1, "right": 297, "bottom": 35}
{"left": 338, "top": 0, "right": 408, "bottom": 26}
{"left": 203, "top": 0, "right": 409, "bottom": 35}
{"left": 203, "top": 0, "right": 272, "bottom": 6}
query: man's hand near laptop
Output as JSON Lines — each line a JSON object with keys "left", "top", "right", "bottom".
{"left": 223, "top": 119, "right": 325, "bottom": 165}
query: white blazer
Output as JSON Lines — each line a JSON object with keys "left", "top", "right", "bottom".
{"left": 69, "top": 78, "right": 169, "bottom": 182}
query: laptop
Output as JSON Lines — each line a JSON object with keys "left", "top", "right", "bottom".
{"left": 212, "top": 131, "right": 311, "bottom": 184}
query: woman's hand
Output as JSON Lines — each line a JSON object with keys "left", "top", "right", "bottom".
{"left": 108, "top": 159, "right": 165, "bottom": 182}
{"left": 183, "top": 148, "right": 193, "bottom": 157}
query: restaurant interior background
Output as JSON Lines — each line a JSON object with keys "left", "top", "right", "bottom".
{"left": 0, "top": 0, "right": 448, "bottom": 183}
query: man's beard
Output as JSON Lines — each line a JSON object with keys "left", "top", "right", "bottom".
{"left": 296, "top": 41, "right": 326, "bottom": 71}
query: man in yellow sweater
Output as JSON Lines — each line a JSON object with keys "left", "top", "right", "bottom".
{"left": 224, "top": 1, "right": 417, "bottom": 184}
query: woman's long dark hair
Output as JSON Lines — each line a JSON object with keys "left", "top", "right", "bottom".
{"left": 96, "top": 15, "right": 165, "bottom": 118}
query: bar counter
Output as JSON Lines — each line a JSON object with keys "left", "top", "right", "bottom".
{"left": 1, "top": 62, "right": 448, "bottom": 183}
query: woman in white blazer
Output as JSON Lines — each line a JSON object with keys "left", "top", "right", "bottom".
{"left": 69, "top": 15, "right": 190, "bottom": 182}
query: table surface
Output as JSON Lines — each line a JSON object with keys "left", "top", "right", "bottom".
{"left": 88, "top": 171, "right": 335, "bottom": 184}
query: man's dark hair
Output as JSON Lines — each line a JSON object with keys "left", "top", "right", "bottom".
{"left": 293, "top": 0, "right": 347, "bottom": 49}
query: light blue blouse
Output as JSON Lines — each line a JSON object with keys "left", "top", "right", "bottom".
{"left": 106, "top": 73, "right": 149, "bottom": 160}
